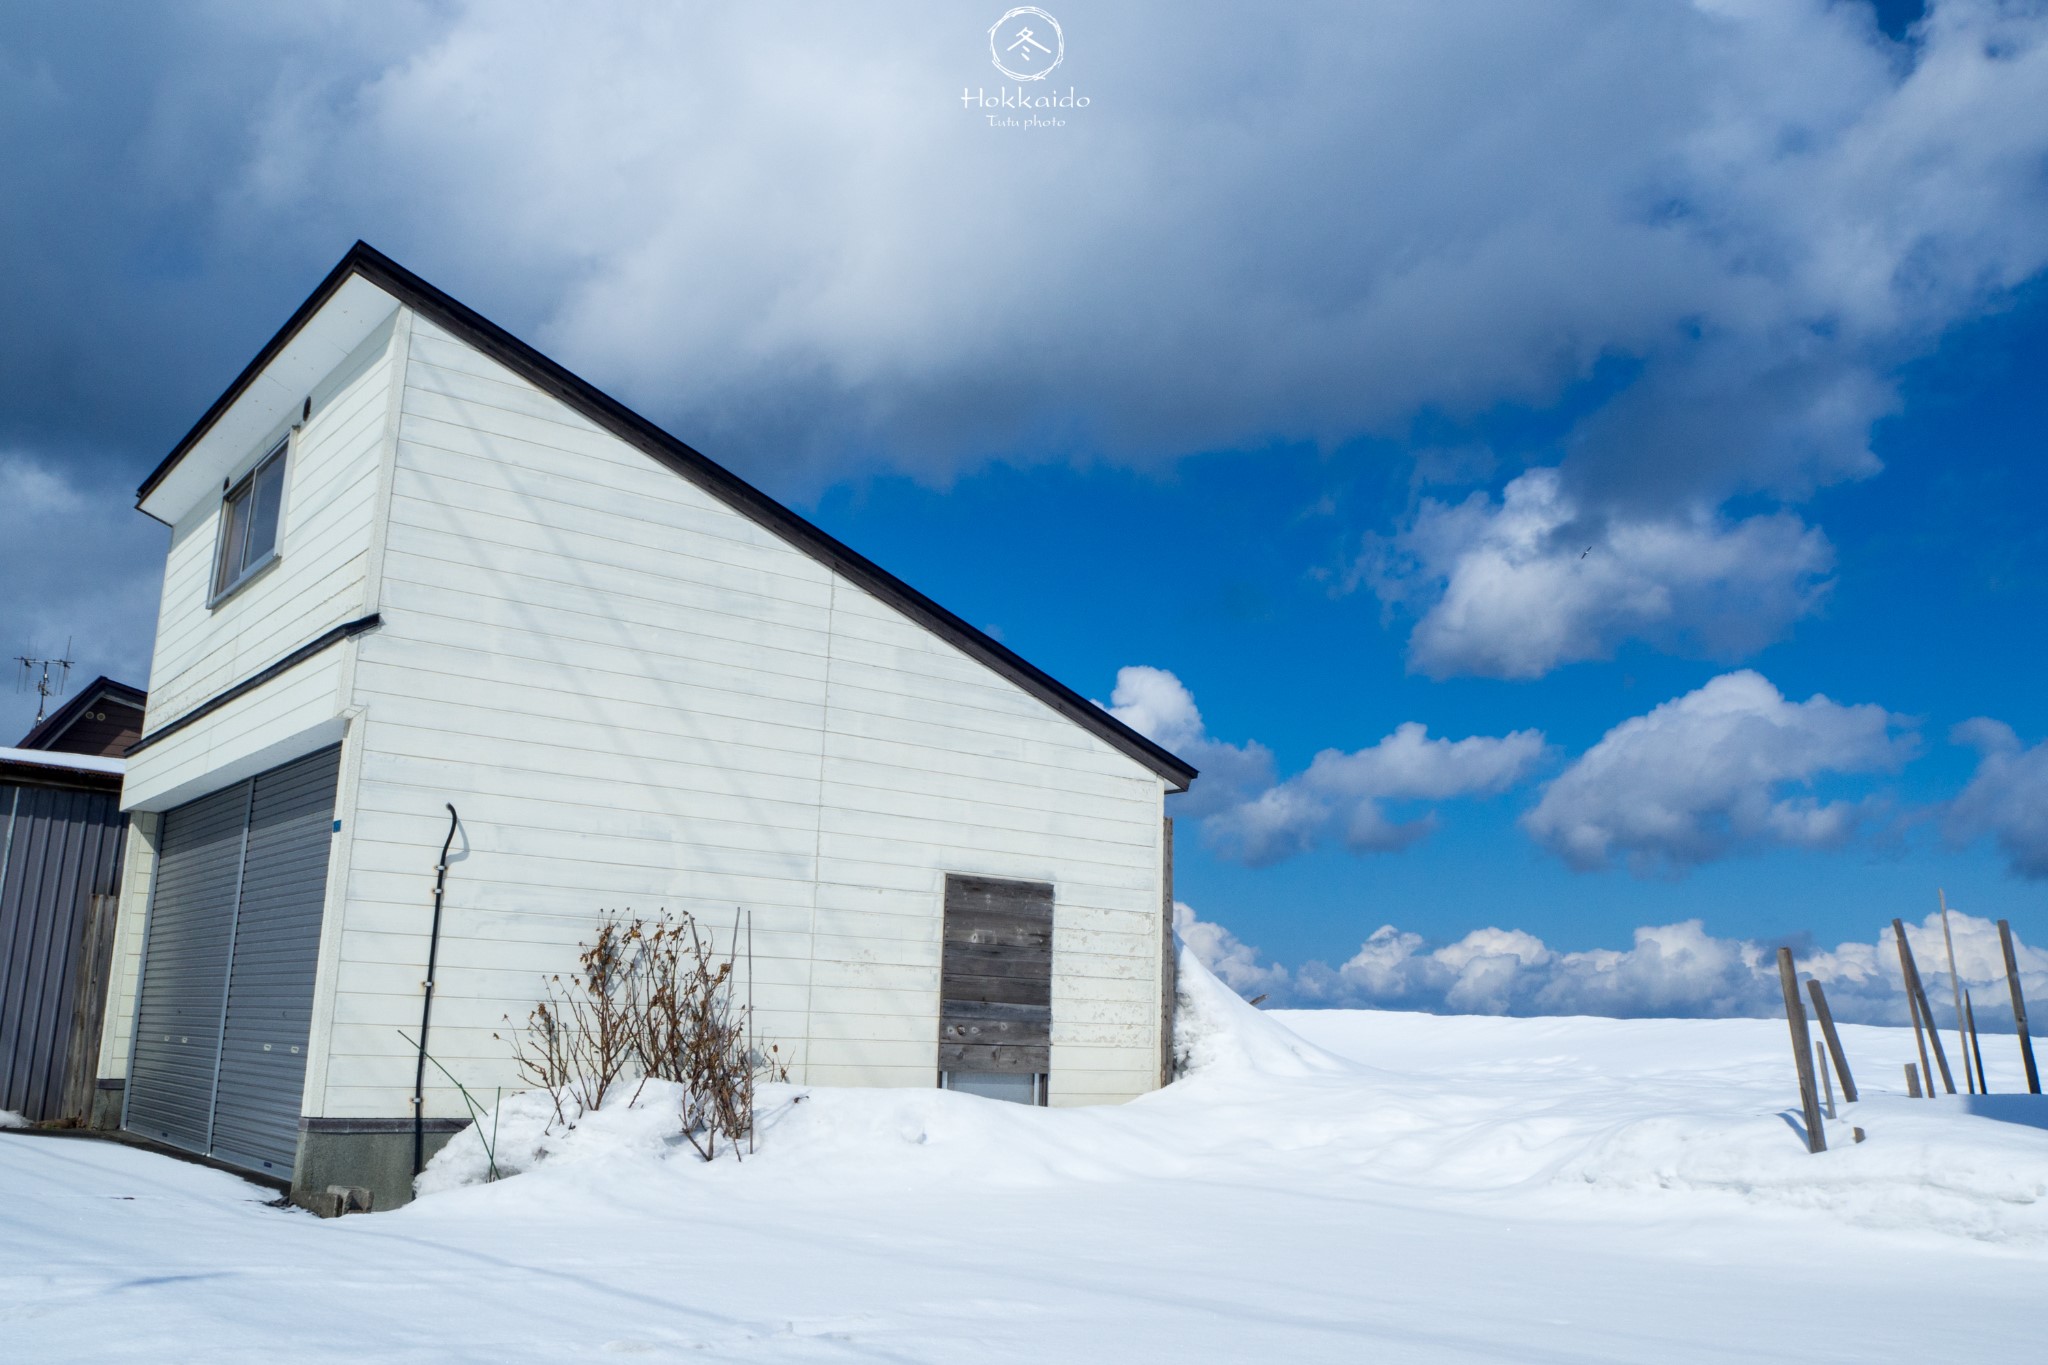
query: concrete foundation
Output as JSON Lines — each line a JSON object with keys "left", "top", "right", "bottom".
{"left": 292, "top": 1118, "right": 468, "bottom": 1213}
{"left": 89, "top": 1079, "right": 124, "bottom": 1132}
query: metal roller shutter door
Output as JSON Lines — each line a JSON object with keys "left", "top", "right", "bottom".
{"left": 124, "top": 748, "right": 339, "bottom": 1174}
{"left": 126, "top": 783, "right": 249, "bottom": 1153}
{"left": 210, "top": 748, "right": 340, "bottom": 1174}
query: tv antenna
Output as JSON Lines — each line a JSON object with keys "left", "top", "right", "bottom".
{"left": 16, "top": 639, "right": 74, "bottom": 725}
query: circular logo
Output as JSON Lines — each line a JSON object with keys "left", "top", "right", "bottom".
{"left": 989, "top": 7, "right": 1064, "bottom": 82}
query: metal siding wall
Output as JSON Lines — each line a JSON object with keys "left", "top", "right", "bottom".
{"left": 0, "top": 784, "right": 124, "bottom": 1120}
{"left": 126, "top": 783, "right": 248, "bottom": 1151}
{"left": 209, "top": 748, "right": 340, "bottom": 1173}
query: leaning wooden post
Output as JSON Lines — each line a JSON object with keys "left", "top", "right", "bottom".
{"left": 1778, "top": 948, "right": 1826, "bottom": 1152}
{"left": 1906, "top": 984, "right": 1935, "bottom": 1100}
{"left": 1965, "top": 990, "right": 1988, "bottom": 1096}
{"left": 1997, "top": 919, "right": 2040, "bottom": 1095}
{"left": 1900, "top": 945, "right": 1933, "bottom": 1096}
{"left": 1815, "top": 1041, "right": 1836, "bottom": 1118}
{"left": 1807, "top": 978, "right": 1858, "bottom": 1103}
{"left": 1939, "top": 891, "right": 1975, "bottom": 1094}
{"left": 1893, "top": 919, "right": 1956, "bottom": 1094}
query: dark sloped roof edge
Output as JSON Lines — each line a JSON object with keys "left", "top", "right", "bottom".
{"left": 137, "top": 251, "right": 368, "bottom": 510}
{"left": 140, "top": 243, "right": 1197, "bottom": 791}
{"left": 16, "top": 676, "right": 148, "bottom": 751}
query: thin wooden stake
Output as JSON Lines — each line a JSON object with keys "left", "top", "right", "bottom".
{"left": 1816, "top": 1041, "right": 1836, "bottom": 1119}
{"left": 1806, "top": 978, "right": 1858, "bottom": 1103}
{"left": 1997, "top": 919, "right": 2041, "bottom": 1095}
{"left": 1893, "top": 919, "right": 1955, "bottom": 1094}
{"left": 1939, "top": 891, "right": 1975, "bottom": 1095}
{"left": 1778, "top": 948, "right": 1826, "bottom": 1153}
{"left": 1905, "top": 972, "right": 1936, "bottom": 1100}
{"left": 1966, "top": 989, "right": 1988, "bottom": 1097}
{"left": 1905, "top": 1063, "right": 1923, "bottom": 1099}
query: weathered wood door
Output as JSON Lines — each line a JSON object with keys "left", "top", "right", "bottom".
{"left": 938, "top": 874, "right": 1051, "bottom": 1104}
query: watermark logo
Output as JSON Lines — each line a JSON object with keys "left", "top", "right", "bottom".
{"left": 963, "top": 8, "right": 1085, "bottom": 128}
{"left": 989, "top": 7, "right": 1064, "bottom": 82}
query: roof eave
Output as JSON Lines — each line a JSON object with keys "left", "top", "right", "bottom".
{"left": 134, "top": 243, "right": 1200, "bottom": 792}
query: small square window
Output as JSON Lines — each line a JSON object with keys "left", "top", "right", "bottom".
{"left": 211, "top": 442, "right": 287, "bottom": 601}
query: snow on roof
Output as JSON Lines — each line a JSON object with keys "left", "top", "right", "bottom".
{"left": 0, "top": 746, "right": 125, "bottom": 776}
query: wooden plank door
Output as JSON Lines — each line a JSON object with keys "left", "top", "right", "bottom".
{"left": 939, "top": 874, "right": 1051, "bottom": 1103}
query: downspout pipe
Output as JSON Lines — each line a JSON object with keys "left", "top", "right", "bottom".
{"left": 413, "top": 804, "right": 458, "bottom": 1177}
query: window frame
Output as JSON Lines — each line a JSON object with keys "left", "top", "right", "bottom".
{"left": 207, "top": 437, "right": 290, "bottom": 608}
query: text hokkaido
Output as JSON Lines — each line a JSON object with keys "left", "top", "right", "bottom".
{"left": 961, "top": 86, "right": 1091, "bottom": 110}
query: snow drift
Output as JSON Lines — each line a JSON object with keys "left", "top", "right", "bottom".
{"left": 418, "top": 947, "right": 2048, "bottom": 1245}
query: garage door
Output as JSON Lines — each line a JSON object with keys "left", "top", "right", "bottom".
{"left": 126, "top": 748, "right": 340, "bottom": 1175}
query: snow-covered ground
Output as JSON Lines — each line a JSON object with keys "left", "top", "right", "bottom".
{"left": 3, "top": 959, "right": 2043, "bottom": 1362}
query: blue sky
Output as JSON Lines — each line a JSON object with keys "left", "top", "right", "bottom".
{"left": 4, "top": 1, "right": 2045, "bottom": 1015}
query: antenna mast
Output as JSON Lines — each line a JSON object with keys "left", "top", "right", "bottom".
{"left": 15, "top": 638, "right": 74, "bottom": 725}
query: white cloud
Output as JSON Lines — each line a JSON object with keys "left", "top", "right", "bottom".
{"left": 1172, "top": 902, "right": 1290, "bottom": 999}
{"left": 1522, "top": 671, "right": 1912, "bottom": 872}
{"left": 1107, "top": 667, "right": 1545, "bottom": 865}
{"left": 1179, "top": 902, "right": 2048, "bottom": 1028}
{"left": 1209, "top": 723, "right": 1549, "bottom": 865}
{"left": 1105, "top": 666, "right": 1275, "bottom": 821}
{"left": 0, "top": 453, "right": 163, "bottom": 738}
{"left": 1947, "top": 720, "right": 2048, "bottom": 878}
{"left": 10, "top": 3, "right": 2048, "bottom": 684}
{"left": 1365, "top": 469, "right": 1835, "bottom": 678}
{"left": 17, "top": 0, "right": 2036, "bottom": 494}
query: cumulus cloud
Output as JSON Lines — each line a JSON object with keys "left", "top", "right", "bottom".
{"left": 1947, "top": 719, "right": 2048, "bottom": 878}
{"left": 0, "top": 453, "right": 164, "bottom": 738}
{"left": 1108, "top": 667, "right": 1545, "bottom": 864}
{"left": 1178, "top": 902, "right": 2048, "bottom": 1027}
{"left": 1104, "top": 667, "right": 1274, "bottom": 820}
{"left": 11, "top": 3, "right": 2048, "bottom": 496}
{"left": 1171, "top": 903, "right": 1292, "bottom": 999}
{"left": 7, "top": 4, "right": 2047, "bottom": 686}
{"left": 1364, "top": 469, "right": 1835, "bottom": 678}
{"left": 1523, "top": 671, "right": 1913, "bottom": 872}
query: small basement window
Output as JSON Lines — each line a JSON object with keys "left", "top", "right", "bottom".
{"left": 211, "top": 441, "right": 287, "bottom": 602}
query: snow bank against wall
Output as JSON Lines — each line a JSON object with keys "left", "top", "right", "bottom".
{"left": 417, "top": 949, "right": 2048, "bottom": 1246}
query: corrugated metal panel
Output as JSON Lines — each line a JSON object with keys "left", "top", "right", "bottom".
{"left": 209, "top": 748, "right": 339, "bottom": 1174}
{"left": 124, "top": 747, "right": 338, "bottom": 1172}
{"left": 125, "top": 782, "right": 248, "bottom": 1152}
{"left": 0, "top": 784, "right": 124, "bottom": 1120}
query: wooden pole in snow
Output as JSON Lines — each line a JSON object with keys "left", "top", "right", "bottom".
{"left": 1778, "top": 948, "right": 1826, "bottom": 1153}
{"left": 1939, "top": 891, "right": 1975, "bottom": 1095}
{"left": 1893, "top": 919, "right": 1955, "bottom": 1094}
{"left": 1807, "top": 978, "right": 1858, "bottom": 1103}
{"left": 1966, "top": 990, "right": 1988, "bottom": 1096}
{"left": 1905, "top": 982, "right": 1935, "bottom": 1101}
{"left": 1816, "top": 1041, "right": 1836, "bottom": 1119}
{"left": 1905, "top": 1063, "right": 1924, "bottom": 1099}
{"left": 1997, "top": 919, "right": 2041, "bottom": 1095}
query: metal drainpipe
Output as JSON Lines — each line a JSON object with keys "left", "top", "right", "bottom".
{"left": 412, "top": 804, "right": 459, "bottom": 1177}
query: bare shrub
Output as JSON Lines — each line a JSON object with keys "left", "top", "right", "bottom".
{"left": 499, "top": 910, "right": 787, "bottom": 1158}
{"left": 499, "top": 917, "right": 639, "bottom": 1126}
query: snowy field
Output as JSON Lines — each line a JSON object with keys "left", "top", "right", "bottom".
{"left": 3, "top": 959, "right": 2044, "bottom": 1363}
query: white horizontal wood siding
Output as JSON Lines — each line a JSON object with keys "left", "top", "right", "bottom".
{"left": 321, "top": 314, "right": 1167, "bottom": 1119}
{"left": 94, "top": 813, "right": 160, "bottom": 1085}
{"left": 123, "top": 313, "right": 401, "bottom": 812}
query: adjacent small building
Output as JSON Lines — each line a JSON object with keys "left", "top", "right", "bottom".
{"left": 1, "top": 678, "right": 146, "bottom": 1124}
{"left": 93, "top": 244, "right": 1195, "bottom": 1208}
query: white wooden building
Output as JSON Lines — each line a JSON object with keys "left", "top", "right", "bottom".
{"left": 94, "top": 244, "right": 1195, "bottom": 1208}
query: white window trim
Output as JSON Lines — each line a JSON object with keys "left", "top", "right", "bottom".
{"left": 206, "top": 434, "right": 292, "bottom": 610}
